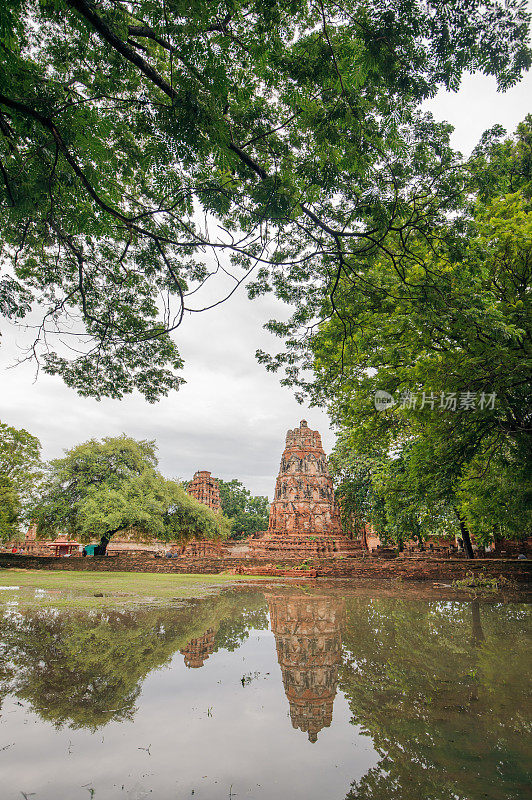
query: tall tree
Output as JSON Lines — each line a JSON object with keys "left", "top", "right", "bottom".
{"left": 33, "top": 435, "right": 229, "bottom": 552}
{"left": 278, "top": 120, "right": 532, "bottom": 553}
{"left": 330, "top": 437, "right": 456, "bottom": 551}
{"left": 215, "top": 477, "right": 269, "bottom": 538}
{"left": 0, "top": 420, "right": 42, "bottom": 537}
{"left": 0, "top": 475, "right": 20, "bottom": 541}
{"left": 0, "top": 1, "right": 529, "bottom": 399}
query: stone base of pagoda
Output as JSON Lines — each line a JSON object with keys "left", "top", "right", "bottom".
{"left": 248, "top": 532, "right": 363, "bottom": 559}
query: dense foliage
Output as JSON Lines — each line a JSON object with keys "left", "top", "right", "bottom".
{"left": 282, "top": 120, "right": 532, "bottom": 554}
{"left": 32, "top": 435, "right": 230, "bottom": 551}
{"left": 216, "top": 477, "right": 269, "bottom": 538}
{"left": 331, "top": 444, "right": 455, "bottom": 551}
{"left": 0, "top": 420, "right": 42, "bottom": 539}
{"left": 0, "top": 1, "right": 529, "bottom": 400}
{"left": 0, "top": 474, "right": 21, "bottom": 541}
{"left": 1, "top": 1, "right": 530, "bottom": 550}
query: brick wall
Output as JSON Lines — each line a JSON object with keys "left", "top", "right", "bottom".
{"left": 0, "top": 552, "right": 530, "bottom": 582}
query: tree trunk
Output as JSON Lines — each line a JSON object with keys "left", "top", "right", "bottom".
{"left": 95, "top": 534, "right": 111, "bottom": 555}
{"left": 361, "top": 526, "right": 369, "bottom": 550}
{"left": 455, "top": 510, "right": 474, "bottom": 559}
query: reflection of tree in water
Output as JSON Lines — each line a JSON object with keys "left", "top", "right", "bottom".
{"left": 0, "top": 591, "right": 268, "bottom": 730}
{"left": 214, "top": 602, "right": 270, "bottom": 652}
{"left": 179, "top": 601, "right": 270, "bottom": 669}
{"left": 1, "top": 586, "right": 529, "bottom": 800}
{"left": 340, "top": 599, "right": 531, "bottom": 800}
{"left": 267, "top": 592, "right": 345, "bottom": 742}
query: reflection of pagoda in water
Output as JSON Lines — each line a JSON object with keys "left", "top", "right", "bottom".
{"left": 180, "top": 628, "right": 216, "bottom": 668}
{"left": 267, "top": 593, "right": 345, "bottom": 742}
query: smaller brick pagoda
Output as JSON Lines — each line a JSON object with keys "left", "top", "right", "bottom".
{"left": 250, "top": 421, "right": 362, "bottom": 558}
{"left": 182, "top": 470, "right": 224, "bottom": 557}
{"left": 180, "top": 628, "right": 216, "bottom": 668}
{"left": 187, "top": 470, "right": 222, "bottom": 512}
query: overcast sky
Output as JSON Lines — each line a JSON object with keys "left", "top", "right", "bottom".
{"left": 1, "top": 67, "right": 531, "bottom": 498}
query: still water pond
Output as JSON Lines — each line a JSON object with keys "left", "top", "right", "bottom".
{"left": 1, "top": 587, "right": 530, "bottom": 800}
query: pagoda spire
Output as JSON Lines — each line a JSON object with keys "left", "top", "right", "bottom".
{"left": 250, "top": 421, "right": 362, "bottom": 557}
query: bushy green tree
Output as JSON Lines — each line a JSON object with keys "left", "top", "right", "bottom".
{"left": 458, "top": 443, "right": 532, "bottom": 548}
{"left": 0, "top": 475, "right": 20, "bottom": 541}
{"left": 32, "top": 435, "right": 229, "bottom": 552}
{"left": 330, "top": 437, "right": 456, "bottom": 550}
{"left": 215, "top": 478, "right": 269, "bottom": 539}
{"left": 0, "top": 420, "right": 42, "bottom": 537}
{"left": 0, "top": 1, "right": 529, "bottom": 399}
{"left": 329, "top": 442, "right": 379, "bottom": 542}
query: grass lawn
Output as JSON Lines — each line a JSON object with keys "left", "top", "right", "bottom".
{"left": 0, "top": 568, "right": 270, "bottom": 609}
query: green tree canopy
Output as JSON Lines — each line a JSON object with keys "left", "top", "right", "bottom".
{"left": 0, "top": 420, "right": 42, "bottom": 537}
{"left": 330, "top": 438, "right": 456, "bottom": 550}
{"left": 216, "top": 477, "right": 269, "bottom": 538}
{"left": 0, "top": 1, "right": 529, "bottom": 399}
{"left": 284, "top": 120, "right": 532, "bottom": 553}
{"left": 32, "top": 435, "right": 229, "bottom": 551}
{"left": 0, "top": 474, "right": 21, "bottom": 541}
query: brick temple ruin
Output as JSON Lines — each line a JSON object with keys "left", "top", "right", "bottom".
{"left": 250, "top": 420, "right": 362, "bottom": 558}
{"left": 180, "top": 628, "right": 216, "bottom": 669}
{"left": 181, "top": 469, "right": 224, "bottom": 556}
{"left": 187, "top": 470, "right": 222, "bottom": 512}
{"left": 8, "top": 420, "right": 529, "bottom": 574}
{"left": 268, "top": 592, "right": 345, "bottom": 742}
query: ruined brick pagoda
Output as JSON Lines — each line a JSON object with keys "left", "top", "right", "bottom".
{"left": 187, "top": 470, "right": 222, "bottom": 512}
{"left": 268, "top": 592, "right": 345, "bottom": 742}
{"left": 180, "top": 470, "right": 224, "bottom": 556}
{"left": 180, "top": 628, "right": 216, "bottom": 668}
{"left": 250, "top": 420, "right": 361, "bottom": 558}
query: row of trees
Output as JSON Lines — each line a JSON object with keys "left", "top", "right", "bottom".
{"left": 0, "top": 422, "right": 268, "bottom": 549}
